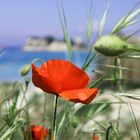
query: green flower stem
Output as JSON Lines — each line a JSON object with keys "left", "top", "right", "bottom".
{"left": 114, "top": 57, "right": 123, "bottom": 91}
{"left": 52, "top": 95, "right": 59, "bottom": 140}
{"left": 114, "top": 57, "right": 123, "bottom": 132}
{"left": 106, "top": 125, "right": 113, "bottom": 140}
{"left": 128, "top": 44, "right": 140, "bottom": 52}
{"left": 106, "top": 125, "right": 120, "bottom": 140}
{"left": 114, "top": 57, "right": 118, "bottom": 87}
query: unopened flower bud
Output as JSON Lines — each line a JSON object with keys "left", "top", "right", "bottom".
{"left": 20, "top": 64, "right": 31, "bottom": 76}
{"left": 94, "top": 35, "right": 128, "bottom": 56}
{"left": 71, "top": 116, "right": 79, "bottom": 128}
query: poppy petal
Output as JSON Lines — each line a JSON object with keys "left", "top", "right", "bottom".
{"left": 41, "top": 60, "right": 90, "bottom": 91}
{"left": 59, "top": 88, "right": 99, "bottom": 104}
{"left": 31, "top": 125, "right": 48, "bottom": 140}
{"left": 32, "top": 64, "right": 62, "bottom": 94}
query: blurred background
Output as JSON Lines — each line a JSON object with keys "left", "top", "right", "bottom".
{"left": 0, "top": 0, "right": 140, "bottom": 82}
{"left": 0, "top": 1, "right": 140, "bottom": 140}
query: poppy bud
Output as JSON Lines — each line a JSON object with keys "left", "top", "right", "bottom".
{"left": 20, "top": 64, "right": 31, "bottom": 76}
{"left": 71, "top": 116, "right": 79, "bottom": 128}
{"left": 94, "top": 35, "right": 140, "bottom": 56}
{"left": 94, "top": 35, "right": 128, "bottom": 56}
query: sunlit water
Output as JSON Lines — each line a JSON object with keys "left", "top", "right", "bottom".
{"left": 0, "top": 47, "right": 91, "bottom": 82}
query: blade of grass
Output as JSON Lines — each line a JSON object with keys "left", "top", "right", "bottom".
{"left": 95, "top": 64, "right": 139, "bottom": 72}
{"left": 56, "top": 0, "right": 72, "bottom": 61}
{"left": 112, "top": 5, "right": 140, "bottom": 34}
{"left": 57, "top": 103, "right": 72, "bottom": 140}
{"left": 87, "top": 0, "right": 94, "bottom": 42}
{"left": 82, "top": 48, "right": 93, "bottom": 70}
{"left": 119, "top": 55, "right": 140, "bottom": 59}
{"left": 124, "top": 28, "right": 140, "bottom": 40}
{"left": 89, "top": 76, "right": 105, "bottom": 88}
{"left": 99, "top": 0, "right": 111, "bottom": 37}
{"left": 128, "top": 101, "right": 140, "bottom": 140}
{"left": 117, "top": 93, "right": 140, "bottom": 101}
{"left": 0, "top": 120, "right": 23, "bottom": 140}
{"left": 82, "top": 0, "right": 96, "bottom": 70}
{"left": 82, "top": 52, "right": 97, "bottom": 70}
{"left": 106, "top": 124, "right": 121, "bottom": 140}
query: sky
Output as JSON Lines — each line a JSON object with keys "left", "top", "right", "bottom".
{"left": 0, "top": 0, "right": 140, "bottom": 47}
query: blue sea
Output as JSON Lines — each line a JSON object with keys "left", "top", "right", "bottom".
{"left": 0, "top": 47, "right": 89, "bottom": 82}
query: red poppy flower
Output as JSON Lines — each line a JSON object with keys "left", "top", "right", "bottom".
{"left": 92, "top": 134, "right": 100, "bottom": 140}
{"left": 32, "top": 60, "right": 98, "bottom": 104}
{"left": 31, "top": 125, "right": 48, "bottom": 140}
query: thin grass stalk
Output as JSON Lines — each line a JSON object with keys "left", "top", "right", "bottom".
{"left": 99, "top": 0, "right": 111, "bottom": 37}
{"left": 87, "top": 0, "right": 94, "bottom": 43}
{"left": 82, "top": 52, "right": 96, "bottom": 71}
{"left": 56, "top": 0, "right": 72, "bottom": 61}
{"left": 95, "top": 63, "right": 139, "bottom": 72}
{"left": 82, "top": 0, "right": 94, "bottom": 70}
{"left": 18, "top": 79, "right": 31, "bottom": 140}
{"left": 111, "top": 3, "right": 140, "bottom": 34}
{"left": 0, "top": 123, "right": 7, "bottom": 132}
{"left": 57, "top": 103, "right": 72, "bottom": 140}
{"left": 124, "top": 28, "right": 140, "bottom": 40}
{"left": 89, "top": 76, "right": 105, "bottom": 88}
{"left": 82, "top": 48, "right": 93, "bottom": 70}
{"left": 128, "top": 100, "right": 140, "bottom": 139}
{"left": 0, "top": 121, "right": 23, "bottom": 140}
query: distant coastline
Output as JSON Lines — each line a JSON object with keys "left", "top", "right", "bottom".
{"left": 23, "top": 36, "right": 86, "bottom": 52}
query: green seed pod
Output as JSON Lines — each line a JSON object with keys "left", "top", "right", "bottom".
{"left": 20, "top": 64, "right": 31, "bottom": 76}
{"left": 94, "top": 35, "right": 128, "bottom": 56}
{"left": 71, "top": 116, "right": 79, "bottom": 128}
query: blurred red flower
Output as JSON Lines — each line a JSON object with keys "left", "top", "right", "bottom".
{"left": 32, "top": 60, "right": 98, "bottom": 104}
{"left": 31, "top": 125, "right": 48, "bottom": 140}
{"left": 92, "top": 134, "right": 100, "bottom": 140}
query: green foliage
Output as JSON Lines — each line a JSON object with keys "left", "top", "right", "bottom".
{"left": 106, "top": 124, "right": 121, "bottom": 140}
{"left": 73, "top": 101, "right": 111, "bottom": 119}
{"left": 99, "top": 0, "right": 111, "bottom": 37}
{"left": 112, "top": 7, "right": 140, "bottom": 34}
{"left": 56, "top": 1, "right": 73, "bottom": 61}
